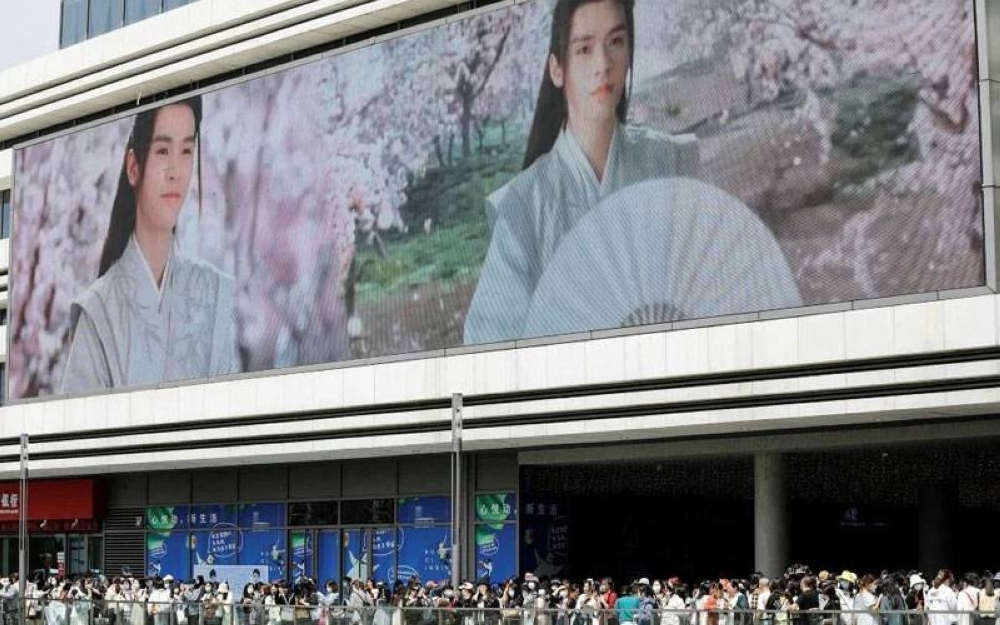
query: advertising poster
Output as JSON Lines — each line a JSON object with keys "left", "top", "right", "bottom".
{"left": 11, "top": 0, "right": 983, "bottom": 400}
{"left": 398, "top": 497, "right": 451, "bottom": 525}
{"left": 194, "top": 564, "right": 263, "bottom": 589}
{"left": 520, "top": 500, "right": 567, "bottom": 579}
{"left": 239, "top": 529, "right": 285, "bottom": 582}
{"left": 475, "top": 522, "right": 516, "bottom": 584}
{"left": 393, "top": 527, "right": 451, "bottom": 584}
{"left": 146, "top": 506, "right": 190, "bottom": 578}
{"left": 239, "top": 503, "right": 285, "bottom": 529}
{"left": 147, "top": 530, "right": 190, "bottom": 578}
{"left": 291, "top": 530, "right": 314, "bottom": 581}
{"left": 475, "top": 493, "right": 517, "bottom": 523}
{"left": 342, "top": 529, "right": 370, "bottom": 582}
{"left": 148, "top": 506, "right": 189, "bottom": 531}
{"left": 317, "top": 530, "right": 340, "bottom": 585}
{"left": 188, "top": 505, "right": 237, "bottom": 529}
{"left": 371, "top": 528, "right": 396, "bottom": 583}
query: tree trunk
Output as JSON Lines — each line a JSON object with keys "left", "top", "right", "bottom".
{"left": 461, "top": 100, "right": 473, "bottom": 159}
{"left": 447, "top": 134, "right": 455, "bottom": 166}
{"left": 501, "top": 121, "right": 507, "bottom": 146}
{"left": 434, "top": 135, "right": 446, "bottom": 167}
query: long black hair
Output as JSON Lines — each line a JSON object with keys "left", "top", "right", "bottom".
{"left": 522, "top": 0, "right": 635, "bottom": 170}
{"left": 98, "top": 96, "right": 203, "bottom": 278}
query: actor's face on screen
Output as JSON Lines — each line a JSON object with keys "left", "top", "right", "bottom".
{"left": 549, "top": 0, "right": 630, "bottom": 133}
{"left": 128, "top": 103, "right": 196, "bottom": 236}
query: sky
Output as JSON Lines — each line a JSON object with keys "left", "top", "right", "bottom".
{"left": 0, "top": 0, "right": 62, "bottom": 72}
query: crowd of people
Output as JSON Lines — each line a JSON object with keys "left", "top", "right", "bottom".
{"left": 0, "top": 565, "right": 997, "bottom": 625}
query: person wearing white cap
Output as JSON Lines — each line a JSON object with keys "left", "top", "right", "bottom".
{"left": 905, "top": 575, "right": 926, "bottom": 625}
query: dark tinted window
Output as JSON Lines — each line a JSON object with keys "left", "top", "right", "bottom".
{"left": 61, "top": 0, "right": 88, "bottom": 47}
{"left": 89, "top": 0, "right": 123, "bottom": 37}
{"left": 125, "top": 0, "right": 160, "bottom": 25}
{"left": 341, "top": 499, "right": 394, "bottom": 525}
{"left": 1, "top": 190, "right": 10, "bottom": 240}
{"left": 288, "top": 501, "right": 338, "bottom": 526}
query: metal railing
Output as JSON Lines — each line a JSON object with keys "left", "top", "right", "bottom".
{"left": 6, "top": 601, "right": 998, "bottom": 625}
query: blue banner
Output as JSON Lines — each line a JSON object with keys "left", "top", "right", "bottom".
{"left": 188, "top": 505, "right": 237, "bottom": 529}
{"left": 317, "top": 530, "right": 340, "bottom": 585}
{"left": 398, "top": 497, "right": 451, "bottom": 525}
{"left": 394, "top": 527, "right": 451, "bottom": 584}
{"left": 371, "top": 528, "right": 396, "bottom": 584}
{"left": 476, "top": 523, "right": 516, "bottom": 584}
{"left": 239, "top": 529, "right": 286, "bottom": 582}
{"left": 239, "top": 503, "right": 285, "bottom": 529}
{"left": 342, "top": 529, "right": 366, "bottom": 582}
{"left": 191, "top": 528, "right": 241, "bottom": 566}
{"left": 343, "top": 529, "right": 395, "bottom": 583}
{"left": 147, "top": 530, "right": 190, "bottom": 579}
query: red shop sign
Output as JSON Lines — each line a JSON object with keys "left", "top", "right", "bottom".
{"left": 0, "top": 478, "right": 102, "bottom": 521}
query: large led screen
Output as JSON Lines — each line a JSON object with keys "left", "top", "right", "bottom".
{"left": 10, "top": 0, "right": 983, "bottom": 399}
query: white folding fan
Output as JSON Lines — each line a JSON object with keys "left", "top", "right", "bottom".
{"left": 520, "top": 178, "right": 802, "bottom": 338}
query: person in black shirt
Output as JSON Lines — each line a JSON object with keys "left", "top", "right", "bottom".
{"left": 793, "top": 577, "right": 821, "bottom": 625}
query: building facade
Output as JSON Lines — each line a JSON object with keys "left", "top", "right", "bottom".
{"left": 0, "top": 0, "right": 998, "bottom": 585}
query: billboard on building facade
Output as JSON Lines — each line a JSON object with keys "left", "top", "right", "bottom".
{"left": 9, "top": 0, "right": 983, "bottom": 399}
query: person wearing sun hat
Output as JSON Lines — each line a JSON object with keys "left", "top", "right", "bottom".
{"left": 834, "top": 572, "right": 856, "bottom": 625}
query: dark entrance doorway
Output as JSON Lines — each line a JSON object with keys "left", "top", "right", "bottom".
{"left": 519, "top": 440, "right": 1000, "bottom": 584}
{"left": 520, "top": 457, "right": 755, "bottom": 583}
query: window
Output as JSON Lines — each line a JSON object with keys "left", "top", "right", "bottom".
{"left": 124, "top": 0, "right": 161, "bottom": 25}
{"left": 61, "top": 0, "right": 88, "bottom": 47}
{"left": 288, "top": 501, "right": 338, "bottom": 526}
{"left": 89, "top": 0, "right": 123, "bottom": 37}
{"left": 0, "top": 364, "right": 6, "bottom": 406}
{"left": 0, "top": 309, "right": 8, "bottom": 326}
{"left": 62, "top": 0, "right": 198, "bottom": 47}
{"left": 0, "top": 190, "right": 8, "bottom": 239}
{"left": 341, "top": 499, "right": 394, "bottom": 525}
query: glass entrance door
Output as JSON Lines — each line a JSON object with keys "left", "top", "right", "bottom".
{"left": 341, "top": 528, "right": 395, "bottom": 583}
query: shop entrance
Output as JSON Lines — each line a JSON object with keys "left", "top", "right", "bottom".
{"left": 520, "top": 457, "right": 755, "bottom": 583}
{"left": 341, "top": 527, "right": 397, "bottom": 582}
{"left": 519, "top": 440, "right": 1000, "bottom": 584}
{"left": 0, "top": 534, "right": 104, "bottom": 578}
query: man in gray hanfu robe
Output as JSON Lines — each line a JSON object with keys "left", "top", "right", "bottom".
{"left": 60, "top": 236, "right": 239, "bottom": 393}
{"left": 463, "top": 124, "right": 801, "bottom": 344}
